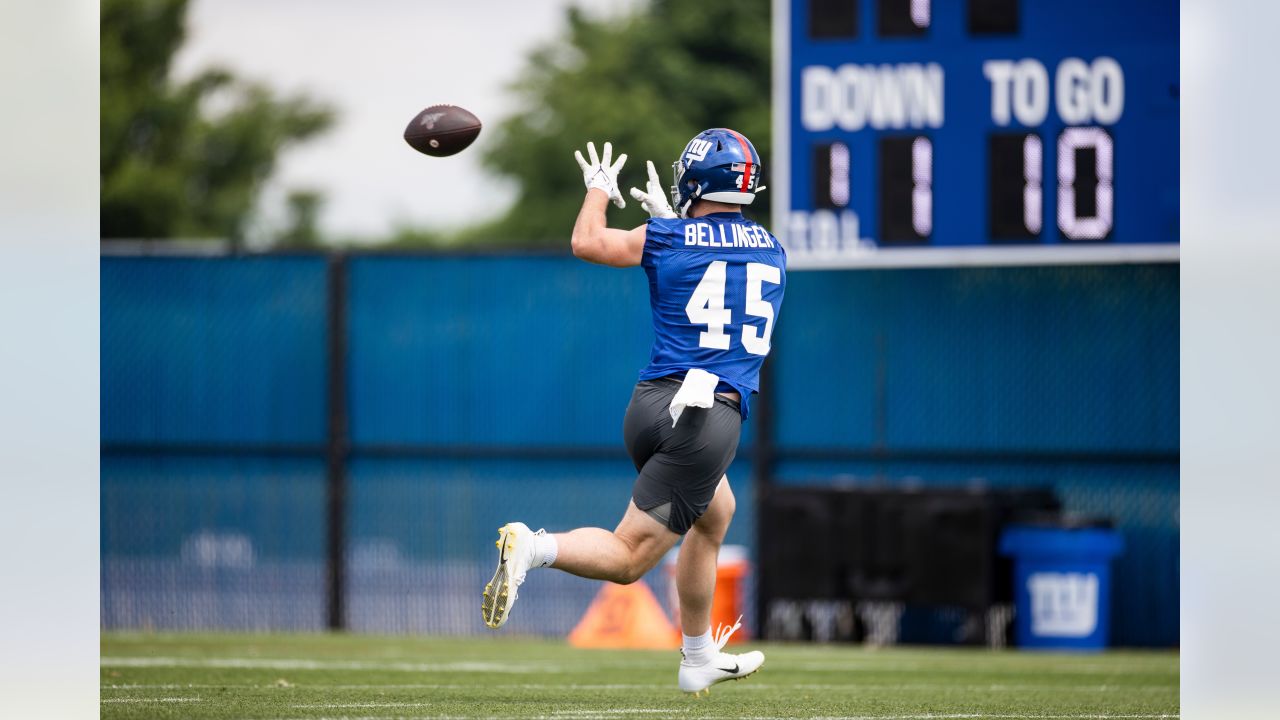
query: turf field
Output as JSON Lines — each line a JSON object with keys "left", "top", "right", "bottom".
{"left": 101, "top": 632, "right": 1178, "bottom": 719}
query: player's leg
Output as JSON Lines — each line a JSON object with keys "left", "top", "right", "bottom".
{"left": 549, "top": 499, "right": 680, "bottom": 583}
{"left": 483, "top": 378, "right": 741, "bottom": 639}
{"left": 483, "top": 382, "right": 672, "bottom": 629}
{"left": 673, "top": 475, "right": 764, "bottom": 695}
{"left": 482, "top": 500, "right": 677, "bottom": 628}
{"left": 482, "top": 501, "right": 678, "bottom": 629}
{"left": 675, "top": 477, "right": 735, "bottom": 635}
{"left": 539, "top": 378, "right": 688, "bottom": 583}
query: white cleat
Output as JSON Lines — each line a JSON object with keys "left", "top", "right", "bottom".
{"left": 481, "top": 522, "right": 541, "bottom": 629}
{"left": 678, "top": 616, "right": 765, "bottom": 694}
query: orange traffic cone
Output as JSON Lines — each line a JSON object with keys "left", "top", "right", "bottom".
{"left": 568, "top": 580, "right": 681, "bottom": 649}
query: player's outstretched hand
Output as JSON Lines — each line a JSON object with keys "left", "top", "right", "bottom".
{"left": 629, "top": 160, "right": 677, "bottom": 219}
{"left": 574, "top": 141, "right": 628, "bottom": 209}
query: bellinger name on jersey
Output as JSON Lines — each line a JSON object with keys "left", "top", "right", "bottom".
{"left": 682, "top": 221, "right": 776, "bottom": 250}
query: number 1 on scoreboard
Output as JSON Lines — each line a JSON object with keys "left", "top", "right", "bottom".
{"left": 989, "top": 132, "right": 1043, "bottom": 240}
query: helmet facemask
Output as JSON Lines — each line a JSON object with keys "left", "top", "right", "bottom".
{"left": 671, "top": 159, "right": 700, "bottom": 219}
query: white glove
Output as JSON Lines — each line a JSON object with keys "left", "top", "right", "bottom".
{"left": 574, "top": 141, "right": 627, "bottom": 209}
{"left": 629, "top": 160, "right": 677, "bottom": 219}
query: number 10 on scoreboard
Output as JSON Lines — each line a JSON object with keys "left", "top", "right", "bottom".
{"left": 812, "top": 125, "right": 1111, "bottom": 244}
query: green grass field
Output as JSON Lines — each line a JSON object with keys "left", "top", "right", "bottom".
{"left": 101, "top": 633, "right": 1178, "bottom": 719}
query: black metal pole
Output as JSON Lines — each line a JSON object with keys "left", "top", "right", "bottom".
{"left": 325, "top": 253, "right": 349, "bottom": 631}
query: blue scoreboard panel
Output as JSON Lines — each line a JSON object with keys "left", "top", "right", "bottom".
{"left": 773, "top": 0, "right": 1179, "bottom": 267}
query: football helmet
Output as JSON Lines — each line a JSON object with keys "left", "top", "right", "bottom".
{"left": 671, "top": 128, "right": 764, "bottom": 218}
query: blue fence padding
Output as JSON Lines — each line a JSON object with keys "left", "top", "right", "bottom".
{"left": 100, "top": 455, "right": 327, "bottom": 631}
{"left": 349, "top": 257, "right": 647, "bottom": 447}
{"left": 101, "top": 455, "right": 327, "bottom": 560}
{"left": 344, "top": 456, "right": 754, "bottom": 636}
{"left": 101, "top": 257, "right": 328, "bottom": 445}
{"left": 347, "top": 256, "right": 758, "bottom": 452}
{"left": 775, "top": 265, "right": 1178, "bottom": 452}
{"left": 99, "top": 256, "right": 1177, "bottom": 645}
{"left": 347, "top": 456, "right": 755, "bottom": 562}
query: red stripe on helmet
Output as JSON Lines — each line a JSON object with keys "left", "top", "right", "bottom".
{"left": 724, "top": 129, "right": 753, "bottom": 192}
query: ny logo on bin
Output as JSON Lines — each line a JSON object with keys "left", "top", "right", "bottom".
{"left": 1026, "top": 572, "right": 1099, "bottom": 637}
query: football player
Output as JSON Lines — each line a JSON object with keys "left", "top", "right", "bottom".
{"left": 482, "top": 129, "right": 785, "bottom": 695}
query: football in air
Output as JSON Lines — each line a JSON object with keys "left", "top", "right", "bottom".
{"left": 403, "top": 104, "right": 482, "bottom": 157}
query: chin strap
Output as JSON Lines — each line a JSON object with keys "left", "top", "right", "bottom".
{"left": 711, "top": 615, "right": 744, "bottom": 651}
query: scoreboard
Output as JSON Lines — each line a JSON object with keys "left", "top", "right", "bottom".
{"left": 773, "top": 0, "right": 1179, "bottom": 267}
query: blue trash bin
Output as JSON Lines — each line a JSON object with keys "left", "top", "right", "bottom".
{"left": 999, "top": 524, "right": 1124, "bottom": 651}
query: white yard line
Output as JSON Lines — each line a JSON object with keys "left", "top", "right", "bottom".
{"left": 741, "top": 684, "right": 1175, "bottom": 693}
{"left": 290, "top": 703, "right": 436, "bottom": 709}
{"left": 781, "top": 662, "right": 1158, "bottom": 675}
{"left": 100, "top": 681, "right": 1175, "bottom": 693}
{"left": 231, "top": 714, "right": 1179, "bottom": 720}
{"left": 100, "top": 656, "right": 556, "bottom": 673}
{"left": 549, "top": 711, "right": 670, "bottom": 716}
{"left": 100, "top": 697, "right": 201, "bottom": 703}
{"left": 721, "top": 716, "right": 1180, "bottom": 720}
{"left": 262, "top": 712, "right": 478, "bottom": 717}
{"left": 569, "top": 716, "right": 1179, "bottom": 720}
{"left": 101, "top": 682, "right": 668, "bottom": 690}
{"left": 103, "top": 684, "right": 218, "bottom": 689}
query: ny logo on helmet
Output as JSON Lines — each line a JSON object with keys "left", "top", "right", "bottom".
{"left": 684, "top": 138, "right": 713, "bottom": 163}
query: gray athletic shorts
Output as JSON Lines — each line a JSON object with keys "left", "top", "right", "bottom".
{"left": 623, "top": 376, "right": 743, "bottom": 535}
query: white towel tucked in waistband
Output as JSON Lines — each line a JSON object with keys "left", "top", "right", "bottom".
{"left": 669, "top": 368, "right": 721, "bottom": 427}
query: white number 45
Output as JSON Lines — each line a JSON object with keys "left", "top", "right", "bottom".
{"left": 685, "top": 261, "right": 781, "bottom": 356}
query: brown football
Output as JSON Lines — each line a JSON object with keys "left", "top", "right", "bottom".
{"left": 403, "top": 104, "right": 482, "bottom": 157}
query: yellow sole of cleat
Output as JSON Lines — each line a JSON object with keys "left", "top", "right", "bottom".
{"left": 687, "top": 688, "right": 710, "bottom": 697}
{"left": 481, "top": 525, "right": 516, "bottom": 629}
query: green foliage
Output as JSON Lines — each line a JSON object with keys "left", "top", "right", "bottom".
{"left": 276, "top": 190, "right": 325, "bottom": 249}
{"left": 101, "top": 0, "right": 335, "bottom": 243}
{"left": 463, "top": 0, "right": 771, "bottom": 248}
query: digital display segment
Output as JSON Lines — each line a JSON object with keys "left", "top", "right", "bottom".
{"left": 988, "top": 132, "right": 1041, "bottom": 240}
{"left": 808, "top": 0, "right": 858, "bottom": 40}
{"left": 969, "top": 0, "right": 1019, "bottom": 35}
{"left": 879, "top": 0, "right": 929, "bottom": 37}
{"left": 811, "top": 142, "right": 851, "bottom": 210}
{"left": 879, "top": 136, "right": 931, "bottom": 244}
{"left": 777, "top": 0, "right": 1178, "bottom": 266}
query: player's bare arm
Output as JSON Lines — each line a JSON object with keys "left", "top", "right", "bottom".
{"left": 569, "top": 141, "right": 648, "bottom": 267}
{"left": 570, "top": 190, "right": 646, "bottom": 267}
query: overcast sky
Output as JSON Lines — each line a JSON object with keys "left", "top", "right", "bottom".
{"left": 172, "top": 0, "right": 638, "bottom": 245}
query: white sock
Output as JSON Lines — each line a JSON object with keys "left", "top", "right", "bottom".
{"left": 533, "top": 531, "right": 558, "bottom": 568}
{"left": 681, "top": 629, "right": 713, "bottom": 665}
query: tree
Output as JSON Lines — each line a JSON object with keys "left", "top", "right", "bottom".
{"left": 459, "top": 0, "right": 771, "bottom": 247}
{"left": 277, "top": 190, "right": 325, "bottom": 249}
{"left": 101, "top": 0, "right": 335, "bottom": 245}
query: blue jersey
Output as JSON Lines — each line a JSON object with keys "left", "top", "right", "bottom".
{"left": 638, "top": 212, "right": 787, "bottom": 419}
